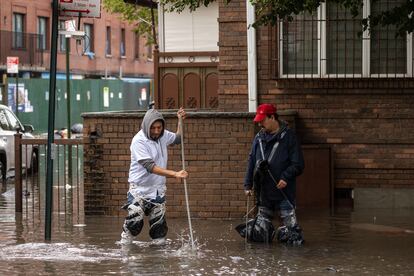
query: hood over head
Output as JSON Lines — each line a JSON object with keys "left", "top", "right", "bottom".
{"left": 141, "top": 109, "right": 165, "bottom": 140}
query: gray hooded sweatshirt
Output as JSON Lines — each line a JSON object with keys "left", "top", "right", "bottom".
{"left": 128, "top": 109, "right": 179, "bottom": 199}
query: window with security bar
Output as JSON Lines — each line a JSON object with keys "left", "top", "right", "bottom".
{"left": 37, "top": 17, "right": 48, "bottom": 50}
{"left": 12, "top": 13, "right": 25, "bottom": 49}
{"left": 84, "top": 23, "right": 94, "bottom": 54}
{"left": 276, "top": 0, "right": 412, "bottom": 78}
{"left": 58, "top": 20, "right": 68, "bottom": 52}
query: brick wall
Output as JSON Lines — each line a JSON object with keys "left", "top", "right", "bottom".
{"left": 82, "top": 111, "right": 296, "bottom": 217}
{"left": 217, "top": 0, "right": 414, "bottom": 191}
{"left": 256, "top": 24, "right": 414, "bottom": 190}
{"left": 0, "top": 0, "right": 153, "bottom": 77}
{"left": 218, "top": 0, "right": 248, "bottom": 111}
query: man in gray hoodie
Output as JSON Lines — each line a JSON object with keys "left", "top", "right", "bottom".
{"left": 121, "top": 107, "right": 188, "bottom": 245}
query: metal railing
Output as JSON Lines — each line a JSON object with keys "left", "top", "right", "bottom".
{"left": 0, "top": 30, "right": 45, "bottom": 68}
{"left": 14, "top": 134, "right": 84, "bottom": 224}
{"left": 272, "top": 1, "right": 414, "bottom": 79}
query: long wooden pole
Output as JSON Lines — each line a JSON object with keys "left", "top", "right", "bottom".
{"left": 179, "top": 117, "right": 195, "bottom": 249}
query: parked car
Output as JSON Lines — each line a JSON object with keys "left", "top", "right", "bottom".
{"left": 0, "top": 104, "right": 38, "bottom": 180}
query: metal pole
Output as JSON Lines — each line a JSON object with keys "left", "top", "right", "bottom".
{"left": 15, "top": 73, "right": 19, "bottom": 117}
{"left": 45, "top": 0, "right": 59, "bottom": 240}
{"left": 14, "top": 133, "right": 22, "bottom": 212}
{"left": 66, "top": 36, "right": 73, "bottom": 186}
{"left": 66, "top": 37, "right": 71, "bottom": 139}
{"left": 2, "top": 74, "right": 8, "bottom": 106}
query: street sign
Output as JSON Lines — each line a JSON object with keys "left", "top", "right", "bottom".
{"left": 141, "top": 88, "right": 147, "bottom": 100}
{"left": 59, "top": 0, "right": 101, "bottom": 18}
{"left": 7, "top": 57, "right": 19, "bottom": 74}
{"left": 65, "top": 20, "right": 76, "bottom": 32}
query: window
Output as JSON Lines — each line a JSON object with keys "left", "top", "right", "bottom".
{"left": 120, "top": 28, "right": 126, "bottom": 57}
{"left": 84, "top": 23, "right": 94, "bottom": 53}
{"left": 134, "top": 32, "right": 140, "bottom": 59}
{"left": 58, "top": 20, "right": 68, "bottom": 52}
{"left": 326, "top": 2, "right": 362, "bottom": 75}
{"left": 282, "top": 12, "right": 318, "bottom": 75}
{"left": 12, "top": 13, "right": 25, "bottom": 48}
{"left": 0, "top": 110, "right": 10, "bottom": 130}
{"left": 5, "top": 109, "right": 21, "bottom": 130}
{"left": 37, "top": 17, "right": 48, "bottom": 50}
{"left": 370, "top": 0, "right": 406, "bottom": 75}
{"left": 278, "top": 0, "right": 412, "bottom": 78}
{"left": 0, "top": 109, "right": 21, "bottom": 130}
{"left": 106, "top": 26, "right": 111, "bottom": 56}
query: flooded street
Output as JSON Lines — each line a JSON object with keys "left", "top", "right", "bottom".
{"left": 1, "top": 180, "right": 414, "bottom": 275}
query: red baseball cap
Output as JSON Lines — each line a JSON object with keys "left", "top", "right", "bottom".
{"left": 253, "top": 104, "right": 277, "bottom": 122}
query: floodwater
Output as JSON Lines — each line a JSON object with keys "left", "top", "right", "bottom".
{"left": 1, "top": 180, "right": 414, "bottom": 275}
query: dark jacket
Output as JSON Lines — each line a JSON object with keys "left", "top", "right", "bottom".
{"left": 244, "top": 121, "right": 305, "bottom": 205}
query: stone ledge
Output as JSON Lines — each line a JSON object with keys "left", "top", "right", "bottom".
{"left": 82, "top": 110, "right": 298, "bottom": 119}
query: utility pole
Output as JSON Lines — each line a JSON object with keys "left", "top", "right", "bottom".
{"left": 15, "top": 73, "right": 19, "bottom": 117}
{"left": 66, "top": 36, "right": 71, "bottom": 140}
{"left": 66, "top": 35, "right": 73, "bottom": 186}
{"left": 2, "top": 74, "right": 8, "bottom": 106}
{"left": 45, "top": 0, "right": 59, "bottom": 240}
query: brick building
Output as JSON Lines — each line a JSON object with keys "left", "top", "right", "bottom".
{"left": 0, "top": 0, "right": 153, "bottom": 79}
{"left": 156, "top": 0, "right": 414, "bottom": 208}
{"left": 214, "top": 0, "right": 414, "bottom": 208}
{"left": 83, "top": 0, "right": 414, "bottom": 217}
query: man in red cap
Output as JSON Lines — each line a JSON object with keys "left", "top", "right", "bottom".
{"left": 238, "top": 103, "right": 305, "bottom": 245}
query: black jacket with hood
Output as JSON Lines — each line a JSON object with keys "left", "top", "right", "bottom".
{"left": 244, "top": 121, "right": 305, "bottom": 206}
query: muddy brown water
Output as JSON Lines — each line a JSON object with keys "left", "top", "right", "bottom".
{"left": 1, "top": 180, "right": 414, "bottom": 275}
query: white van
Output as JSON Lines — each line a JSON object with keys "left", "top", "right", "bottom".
{"left": 0, "top": 104, "right": 38, "bottom": 180}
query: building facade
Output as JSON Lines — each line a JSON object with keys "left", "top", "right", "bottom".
{"left": 155, "top": 2, "right": 219, "bottom": 109}
{"left": 81, "top": 0, "right": 414, "bottom": 217}
{"left": 219, "top": 0, "right": 414, "bottom": 207}
{"left": 154, "top": 0, "right": 414, "bottom": 208}
{"left": 0, "top": 0, "right": 153, "bottom": 79}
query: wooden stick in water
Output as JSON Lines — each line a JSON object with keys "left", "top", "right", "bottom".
{"left": 180, "top": 116, "right": 195, "bottom": 249}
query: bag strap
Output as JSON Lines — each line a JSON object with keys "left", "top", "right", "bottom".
{"left": 258, "top": 130, "right": 286, "bottom": 162}
{"left": 258, "top": 138, "right": 266, "bottom": 160}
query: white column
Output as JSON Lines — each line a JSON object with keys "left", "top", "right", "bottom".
{"left": 362, "top": 0, "right": 370, "bottom": 77}
{"left": 158, "top": 4, "right": 165, "bottom": 52}
{"left": 246, "top": 0, "right": 257, "bottom": 112}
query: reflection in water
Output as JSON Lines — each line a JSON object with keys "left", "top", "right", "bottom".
{"left": 351, "top": 222, "right": 414, "bottom": 234}
{"left": 2, "top": 178, "right": 414, "bottom": 275}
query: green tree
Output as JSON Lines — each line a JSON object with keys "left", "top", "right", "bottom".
{"left": 161, "top": 0, "right": 414, "bottom": 36}
{"left": 103, "top": 0, "right": 156, "bottom": 44}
